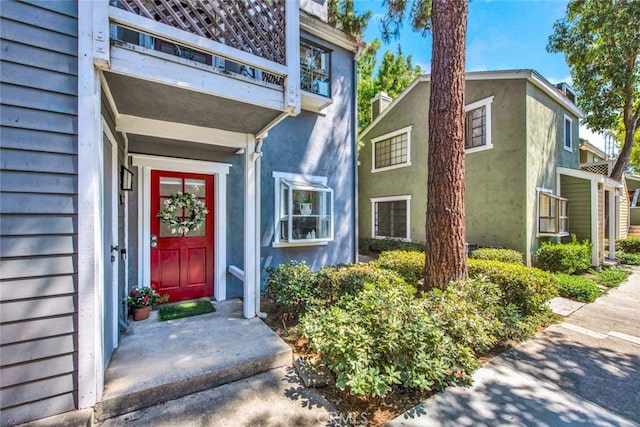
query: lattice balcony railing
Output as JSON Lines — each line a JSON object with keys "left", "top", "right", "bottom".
{"left": 112, "top": 0, "right": 286, "bottom": 65}
{"left": 580, "top": 160, "right": 614, "bottom": 176}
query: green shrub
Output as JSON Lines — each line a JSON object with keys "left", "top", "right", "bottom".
{"left": 264, "top": 261, "right": 319, "bottom": 317}
{"left": 468, "top": 259, "right": 558, "bottom": 315}
{"left": 616, "top": 251, "right": 640, "bottom": 265}
{"left": 470, "top": 248, "right": 524, "bottom": 264}
{"left": 424, "top": 278, "right": 502, "bottom": 354}
{"left": 616, "top": 237, "right": 640, "bottom": 254}
{"left": 554, "top": 273, "right": 602, "bottom": 303}
{"left": 315, "top": 263, "right": 408, "bottom": 303}
{"left": 373, "top": 250, "right": 425, "bottom": 285}
{"left": 360, "top": 238, "right": 425, "bottom": 254}
{"left": 301, "top": 281, "right": 477, "bottom": 398}
{"left": 535, "top": 238, "right": 592, "bottom": 274}
{"left": 591, "top": 267, "right": 631, "bottom": 288}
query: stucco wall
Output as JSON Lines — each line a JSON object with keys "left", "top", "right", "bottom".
{"left": 525, "top": 82, "right": 580, "bottom": 262}
{"left": 465, "top": 79, "right": 528, "bottom": 255}
{"left": 259, "top": 31, "right": 356, "bottom": 284}
{"left": 357, "top": 81, "right": 429, "bottom": 243}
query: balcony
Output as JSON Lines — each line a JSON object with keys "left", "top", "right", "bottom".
{"left": 92, "top": 0, "right": 300, "bottom": 140}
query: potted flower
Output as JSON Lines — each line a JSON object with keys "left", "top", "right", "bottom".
{"left": 299, "top": 196, "right": 312, "bottom": 215}
{"left": 127, "top": 285, "right": 169, "bottom": 321}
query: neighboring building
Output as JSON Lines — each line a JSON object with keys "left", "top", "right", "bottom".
{"left": 0, "top": 1, "right": 359, "bottom": 424}
{"left": 359, "top": 70, "right": 620, "bottom": 266}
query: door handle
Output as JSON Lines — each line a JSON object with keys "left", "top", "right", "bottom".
{"left": 151, "top": 234, "right": 158, "bottom": 248}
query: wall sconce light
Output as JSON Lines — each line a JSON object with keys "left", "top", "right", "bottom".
{"left": 120, "top": 166, "right": 134, "bottom": 191}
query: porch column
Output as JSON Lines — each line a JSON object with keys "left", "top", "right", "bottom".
{"left": 243, "top": 138, "right": 257, "bottom": 319}
{"left": 608, "top": 188, "right": 616, "bottom": 259}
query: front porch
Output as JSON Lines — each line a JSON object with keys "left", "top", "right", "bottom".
{"left": 95, "top": 299, "right": 291, "bottom": 422}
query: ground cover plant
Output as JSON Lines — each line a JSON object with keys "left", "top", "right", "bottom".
{"left": 469, "top": 247, "right": 524, "bottom": 264}
{"left": 590, "top": 267, "right": 630, "bottom": 288}
{"left": 535, "top": 237, "right": 592, "bottom": 274}
{"left": 554, "top": 273, "right": 602, "bottom": 303}
{"left": 263, "top": 250, "right": 562, "bottom": 424}
{"left": 616, "top": 251, "right": 640, "bottom": 265}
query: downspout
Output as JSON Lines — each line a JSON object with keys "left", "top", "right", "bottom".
{"left": 253, "top": 109, "right": 294, "bottom": 318}
{"left": 352, "top": 52, "right": 361, "bottom": 263}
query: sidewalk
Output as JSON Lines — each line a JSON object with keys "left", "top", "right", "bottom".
{"left": 388, "top": 267, "right": 640, "bottom": 427}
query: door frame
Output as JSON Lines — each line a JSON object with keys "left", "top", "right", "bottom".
{"left": 130, "top": 154, "right": 230, "bottom": 302}
{"left": 102, "top": 123, "right": 120, "bottom": 358}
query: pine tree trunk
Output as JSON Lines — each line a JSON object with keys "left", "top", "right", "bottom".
{"left": 425, "top": 0, "right": 468, "bottom": 290}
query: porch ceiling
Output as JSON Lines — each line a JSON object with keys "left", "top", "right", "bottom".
{"left": 103, "top": 71, "right": 282, "bottom": 134}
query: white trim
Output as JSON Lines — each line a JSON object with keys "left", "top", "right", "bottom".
{"left": 371, "top": 126, "right": 413, "bottom": 173}
{"left": 285, "top": 1, "right": 301, "bottom": 114}
{"left": 244, "top": 139, "right": 257, "bottom": 319}
{"left": 557, "top": 167, "right": 622, "bottom": 188}
{"left": 608, "top": 188, "right": 616, "bottom": 259}
{"left": 129, "top": 154, "right": 230, "bottom": 303}
{"left": 536, "top": 190, "right": 569, "bottom": 237}
{"left": 77, "top": 2, "right": 102, "bottom": 408}
{"left": 563, "top": 114, "right": 573, "bottom": 152}
{"left": 271, "top": 171, "right": 333, "bottom": 247}
{"left": 109, "top": 5, "right": 287, "bottom": 77}
{"left": 370, "top": 195, "right": 412, "bottom": 241}
{"left": 465, "top": 96, "right": 494, "bottom": 153}
{"left": 116, "top": 115, "right": 250, "bottom": 149}
{"left": 109, "top": 45, "right": 285, "bottom": 112}
{"left": 591, "top": 180, "right": 600, "bottom": 266}
{"left": 299, "top": 11, "right": 360, "bottom": 53}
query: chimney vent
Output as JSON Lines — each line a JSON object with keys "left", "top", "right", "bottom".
{"left": 371, "top": 91, "right": 392, "bottom": 122}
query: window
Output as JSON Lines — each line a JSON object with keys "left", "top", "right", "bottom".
{"left": 371, "top": 126, "right": 412, "bottom": 172}
{"left": 465, "top": 96, "right": 494, "bottom": 152}
{"left": 538, "top": 191, "right": 569, "bottom": 236}
{"left": 273, "top": 172, "right": 333, "bottom": 246}
{"left": 564, "top": 115, "right": 573, "bottom": 152}
{"left": 371, "top": 196, "right": 411, "bottom": 240}
{"left": 300, "top": 40, "right": 331, "bottom": 97}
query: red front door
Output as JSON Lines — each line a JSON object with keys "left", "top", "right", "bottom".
{"left": 151, "top": 170, "right": 214, "bottom": 302}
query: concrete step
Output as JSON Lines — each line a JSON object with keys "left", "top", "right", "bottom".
{"left": 95, "top": 299, "right": 292, "bottom": 422}
{"left": 98, "top": 366, "right": 334, "bottom": 427}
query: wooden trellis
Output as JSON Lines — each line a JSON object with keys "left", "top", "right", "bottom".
{"left": 113, "top": 0, "right": 287, "bottom": 65}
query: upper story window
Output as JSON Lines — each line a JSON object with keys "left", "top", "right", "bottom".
{"left": 538, "top": 190, "right": 569, "bottom": 236}
{"left": 371, "top": 126, "right": 413, "bottom": 173}
{"left": 300, "top": 40, "right": 331, "bottom": 97}
{"left": 273, "top": 172, "right": 334, "bottom": 247}
{"left": 465, "top": 96, "right": 494, "bottom": 153}
{"left": 371, "top": 195, "right": 411, "bottom": 241}
{"left": 564, "top": 115, "right": 573, "bottom": 152}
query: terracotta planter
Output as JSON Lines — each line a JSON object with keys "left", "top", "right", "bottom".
{"left": 133, "top": 306, "right": 151, "bottom": 321}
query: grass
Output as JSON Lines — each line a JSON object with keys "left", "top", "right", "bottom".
{"left": 159, "top": 299, "right": 215, "bottom": 321}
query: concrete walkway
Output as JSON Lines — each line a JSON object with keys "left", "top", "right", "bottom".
{"left": 388, "top": 268, "right": 640, "bottom": 427}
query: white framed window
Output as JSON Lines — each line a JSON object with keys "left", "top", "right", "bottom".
{"left": 538, "top": 189, "right": 569, "bottom": 236}
{"left": 371, "top": 126, "right": 412, "bottom": 173}
{"left": 371, "top": 195, "right": 411, "bottom": 240}
{"left": 273, "top": 172, "right": 333, "bottom": 247}
{"left": 465, "top": 96, "right": 494, "bottom": 153}
{"left": 563, "top": 115, "right": 573, "bottom": 152}
{"left": 300, "top": 40, "right": 331, "bottom": 97}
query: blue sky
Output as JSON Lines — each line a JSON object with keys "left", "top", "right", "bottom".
{"left": 354, "top": 0, "right": 605, "bottom": 146}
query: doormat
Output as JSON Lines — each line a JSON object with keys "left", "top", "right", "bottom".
{"left": 159, "top": 299, "right": 215, "bottom": 321}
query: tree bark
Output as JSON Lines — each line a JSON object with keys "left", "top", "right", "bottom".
{"left": 425, "top": 0, "right": 468, "bottom": 290}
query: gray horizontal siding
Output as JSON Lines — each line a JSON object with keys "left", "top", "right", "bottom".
{"left": 0, "top": 216, "right": 77, "bottom": 236}
{"left": 1, "top": 1, "right": 79, "bottom": 423}
{"left": 0, "top": 127, "right": 77, "bottom": 154}
{"left": 0, "top": 275, "right": 76, "bottom": 300}
{"left": 0, "top": 235, "right": 76, "bottom": 258}
{"left": 0, "top": 171, "right": 77, "bottom": 194}
{"left": 0, "top": 334, "right": 75, "bottom": 366}
{"left": 0, "top": 393, "right": 76, "bottom": 427}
